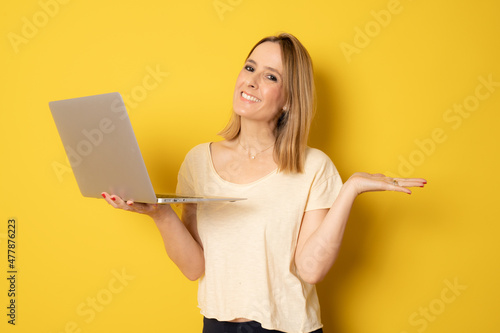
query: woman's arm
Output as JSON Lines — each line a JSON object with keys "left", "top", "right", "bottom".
{"left": 294, "top": 173, "right": 426, "bottom": 284}
{"left": 153, "top": 203, "right": 205, "bottom": 281}
{"left": 102, "top": 193, "right": 205, "bottom": 281}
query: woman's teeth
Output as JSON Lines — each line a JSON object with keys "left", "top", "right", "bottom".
{"left": 242, "top": 92, "right": 261, "bottom": 102}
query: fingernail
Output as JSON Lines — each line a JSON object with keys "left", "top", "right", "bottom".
{"left": 111, "top": 197, "right": 116, "bottom": 201}
{"left": 101, "top": 193, "right": 106, "bottom": 198}
{"left": 423, "top": 181, "right": 427, "bottom": 184}
{"left": 127, "top": 202, "right": 133, "bottom": 206}
{"left": 420, "top": 185, "right": 424, "bottom": 187}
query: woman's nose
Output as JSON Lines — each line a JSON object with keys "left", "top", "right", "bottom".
{"left": 245, "top": 74, "right": 258, "bottom": 88}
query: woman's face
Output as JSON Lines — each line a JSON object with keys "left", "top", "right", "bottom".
{"left": 233, "top": 41, "right": 285, "bottom": 124}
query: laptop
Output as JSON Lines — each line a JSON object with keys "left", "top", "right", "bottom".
{"left": 49, "top": 92, "right": 245, "bottom": 204}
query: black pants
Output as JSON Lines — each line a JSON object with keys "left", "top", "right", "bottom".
{"left": 202, "top": 317, "right": 324, "bottom": 333}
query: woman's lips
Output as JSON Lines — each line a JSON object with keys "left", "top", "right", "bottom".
{"left": 241, "top": 91, "right": 261, "bottom": 103}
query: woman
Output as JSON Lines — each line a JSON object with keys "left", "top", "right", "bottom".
{"left": 102, "top": 33, "right": 426, "bottom": 333}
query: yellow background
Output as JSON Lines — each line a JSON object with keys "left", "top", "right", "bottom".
{"left": 1, "top": 0, "right": 499, "bottom": 332}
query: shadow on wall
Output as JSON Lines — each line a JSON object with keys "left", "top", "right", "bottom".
{"left": 308, "top": 69, "right": 340, "bottom": 151}
{"left": 316, "top": 206, "right": 375, "bottom": 332}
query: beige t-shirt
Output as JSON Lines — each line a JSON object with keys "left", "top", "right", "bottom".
{"left": 176, "top": 143, "right": 343, "bottom": 333}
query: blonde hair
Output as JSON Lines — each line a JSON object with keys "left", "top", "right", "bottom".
{"left": 218, "top": 32, "right": 316, "bottom": 173}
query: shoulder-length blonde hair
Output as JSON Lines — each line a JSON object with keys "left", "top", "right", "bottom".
{"left": 218, "top": 32, "right": 316, "bottom": 173}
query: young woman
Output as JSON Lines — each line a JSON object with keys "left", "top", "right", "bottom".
{"left": 102, "top": 33, "right": 426, "bottom": 333}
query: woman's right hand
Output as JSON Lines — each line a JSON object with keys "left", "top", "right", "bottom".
{"left": 101, "top": 192, "right": 173, "bottom": 221}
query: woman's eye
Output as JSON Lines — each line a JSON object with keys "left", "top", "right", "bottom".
{"left": 267, "top": 75, "right": 277, "bottom": 82}
{"left": 245, "top": 65, "right": 254, "bottom": 72}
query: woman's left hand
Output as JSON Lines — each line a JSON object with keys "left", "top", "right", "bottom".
{"left": 347, "top": 172, "right": 427, "bottom": 195}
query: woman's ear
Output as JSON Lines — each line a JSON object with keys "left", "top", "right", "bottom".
{"left": 276, "top": 107, "right": 289, "bottom": 128}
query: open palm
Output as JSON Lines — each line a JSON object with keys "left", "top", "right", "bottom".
{"left": 347, "top": 172, "right": 427, "bottom": 195}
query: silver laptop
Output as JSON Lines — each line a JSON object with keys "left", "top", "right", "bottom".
{"left": 49, "top": 92, "right": 245, "bottom": 204}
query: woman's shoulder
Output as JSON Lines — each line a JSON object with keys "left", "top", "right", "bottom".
{"left": 305, "top": 146, "right": 333, "bottom": 163}
{"left": 304, "top": 146, "right": 339, "bottom": 173}
{"left": 182, "top": 142, "right": 211, "bottom": 163}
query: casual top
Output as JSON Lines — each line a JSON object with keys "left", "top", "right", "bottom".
{"left": 176, "top": 143, "right": 343, "bottom": 333}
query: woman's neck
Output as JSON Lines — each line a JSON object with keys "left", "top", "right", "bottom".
{"left": 238, "top": 118, "right": 276, "bottom": 150}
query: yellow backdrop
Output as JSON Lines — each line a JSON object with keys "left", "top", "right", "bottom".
{"left": 1, "top": 0, "right": 499, "bottom": 332}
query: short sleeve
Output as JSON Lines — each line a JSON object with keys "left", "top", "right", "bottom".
{"left": 304, "top": 151, "right": 343, "bottom": 212}
{"left": 176, "top": 155, "right": 196, "bottom": 196}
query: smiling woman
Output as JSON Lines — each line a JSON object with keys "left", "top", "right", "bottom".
{"left": 101, "top": 32, "right": 426, "bottom": 333}
{"left": 220, "top": 33, "right": 315, "bottom": 174}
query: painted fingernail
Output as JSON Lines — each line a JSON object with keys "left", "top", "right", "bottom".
{"left": 111, "top": 197, "right": 116, "bottom": 201}
{"left": 127, "top": 202, "right": 133, "bottom": 206}
{"left": 423, "top": 181, "right": 427, "bottom": 184}
{"left": 101, "top": 193, "right": 106, "bottom": 198}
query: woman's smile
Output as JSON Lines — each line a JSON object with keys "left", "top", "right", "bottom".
{"left": 240, "top": 91, "right": 261, "bottom": 103}
{"left": 232, "top": 41, "right": 285, "bottom": 122}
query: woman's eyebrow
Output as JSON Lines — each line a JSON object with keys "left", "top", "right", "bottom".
{"left": 247, "top": 59, "right": 282, "bottom": 78}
